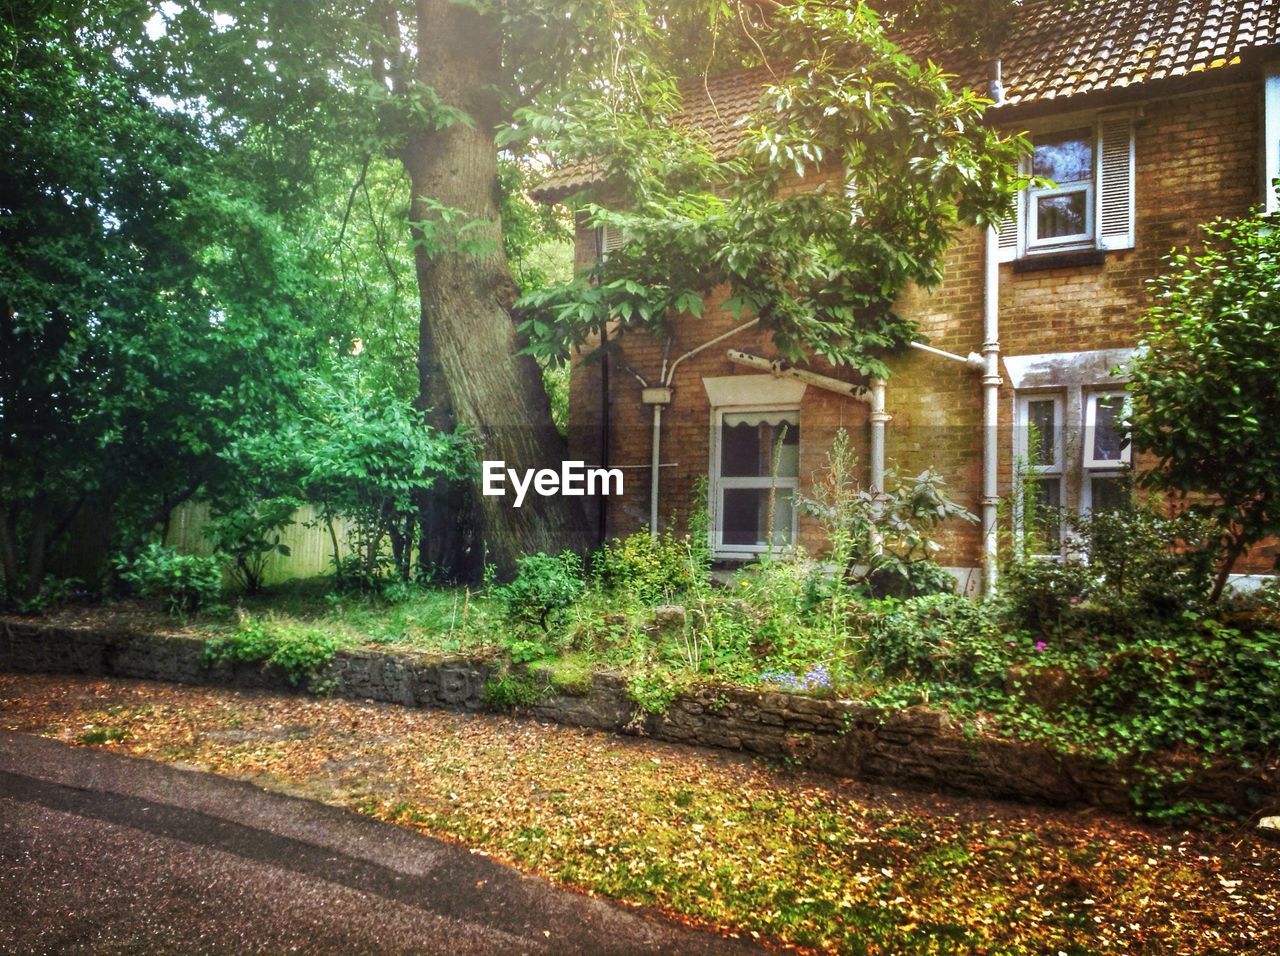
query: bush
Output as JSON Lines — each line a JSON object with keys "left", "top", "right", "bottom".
{"left": 864, "top": 593, "right": 1004, "bottom": 685}
{"left": 498, "top": 551, "right": 585, "bottom": 631}
{"left": 1001, "top": 503, "right": 1220, "bottom": 641}
{"left": 204, "top": 614, "right": 337, "bottom": 686}
{"left": 592, "top": 531, "right": 700, "bottom": 604}
{"left": 116, "top": 544, "right": 222, "bottom": 615}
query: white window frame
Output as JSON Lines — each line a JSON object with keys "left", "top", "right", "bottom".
{"left": 1083, "top": 390, "right": 1131, "bottom": 470}
{"left": 1015, "top": 393, "right": 1066, "bottom": 555}
{"left": 1000, "top": 111, "right": 1136, "bottom": 261}
{"left": 1081, "top": 390, "right": 1131, "bottom": 516}
{"left": 1264, "top": 64, "right": 1280, "bottom": 215}
{"left": 710, "top": 404, "right": 801, "bottom": 557}
{"left": 1026, "top": 129, "right": 1096, "bottom": 251}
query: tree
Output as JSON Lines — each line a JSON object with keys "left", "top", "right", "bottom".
{"left": 132, "top": 0, "right": 1029, "bottom": 573}
{"left": 519, "top": 4, "right": 1026, "bottom": 380}
{"left": 0, "top": 5, "right": 341, "bottom": 602}
{"left": 1128, "top": 213, "right": 1280, "bottom": 601}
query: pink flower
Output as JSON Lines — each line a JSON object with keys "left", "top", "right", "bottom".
{"left": 1034, "top": 641, "right": 1048, "bottom": 652}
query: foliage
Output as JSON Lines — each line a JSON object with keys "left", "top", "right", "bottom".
{"left": 115, "top": 544, "right": 223, "bottom": 616}
{"left": 497, "top": 552, "right": 585, "bottom": 632}
{"left": 517, "top": 4, "right": 1030, "bottom": 379}
{"left": 297, "top": 366, "right": 472, "bottom": 585}
{"left": 205, "top": 498, "right": 296, "bottom": 594}
{"left": 1128, "top": 211, "right": 1280, "bottom": 599}
{"left": 1002, "top": 501, "right": 1221, "bottom": 641}
{"left": 204, "top": 613, "right": 337, "bottom": 687}
{"left": 863, "top": 594, "right": 1004, "bottom": 684}
{"left": 625, "top": 669, "right": 687, "bottom": 716}
{"left": 592, "top": 531, "right": 700, "bottom": 603}
{"left": 0, "top": 6, "right": 343, "bottom": 602}
{"left": 801, "top": 429, "right": 975, "bottom": 598}
{"left": 483, "top": 669, "right": 547, "bottom": 709}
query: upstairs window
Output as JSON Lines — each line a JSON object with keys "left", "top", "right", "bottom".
{"left": 712, "top": 409, "right": 800, "bottom": 555}
{"left": 1028, "top": 129, "right": 1094, "bottom": 249}
{"left": 998, "top": 113, "right": 1135, "bottom": 260}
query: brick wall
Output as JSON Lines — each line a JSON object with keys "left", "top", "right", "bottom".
{"left": 568, "top": 81, "right": 1271, "bottom": 572}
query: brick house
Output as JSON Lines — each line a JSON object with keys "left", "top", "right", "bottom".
{"left": 533, "top": 0, "right": 1280, "bottom": 594}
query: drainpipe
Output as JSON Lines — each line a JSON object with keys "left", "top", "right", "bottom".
{"left": 642, "top": 386, "right": 672, "bottom": 538}
{"left": 869, "top": 378, "right": 888, "bottom": 494}
{"left": 868, "top": 377, "right": 890, "bottom": 555}
{"left": 982, "top": 226, "right": 1002, "bottom": 594}
{"left": 642, "top": 319, "right": 762, "bottom": 539}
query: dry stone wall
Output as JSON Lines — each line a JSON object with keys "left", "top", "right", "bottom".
{"left": 2, "top": 620, "right": 1272, "bottom": 817}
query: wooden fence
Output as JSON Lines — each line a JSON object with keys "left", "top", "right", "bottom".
{"left": 164, "top": 501, "right": 355, "bottom": 586}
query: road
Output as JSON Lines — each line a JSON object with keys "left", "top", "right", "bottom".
{"left": 0, "top": 732, "right": 762, "bottom": 955}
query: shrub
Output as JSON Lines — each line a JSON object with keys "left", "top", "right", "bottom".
{"left": 592, "top": 531, "right": 699, "bottom": 603}
{"left": 116, "top": 544, "right": 222, "bottom": 615}
{"left": 800, "top": 429, "right": 974, "bottom": 599}
{"left": 204, "top": 614, "right": 337, "bottom": 686}
{"left": 864, "top": 593, "right": 1004, "bottom": 685}
{"left": 1128, "top": 212, "right": 1280, "bottom": 600}
{"left": 483, "top": 669, "right": 546, "bottom": 708}
{"left": 498, "top": 551, "right": 584, "bottom": 631}
{"left": 206, "top": 497, "right": 296, "bottom": 594}
{"left": 1002, "top": 503, "right": 1220, "bottom": 640}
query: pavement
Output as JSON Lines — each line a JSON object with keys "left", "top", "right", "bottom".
{"left": 0, "top": 732, "right": 763, "bottom": 955}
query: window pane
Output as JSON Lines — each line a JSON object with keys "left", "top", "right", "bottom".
{"left": 1032, "top": 129, "right": 1093, "bottom": 182}
{"left": 1091, "top": 395, "right": 1125, "bottom": 462}
{"left": 1025, "top": 399, "right": 1057, "bottom": 467}
{"left": 1024, "top": 476, "right": 1062, "bottom": 554}
{"left": 720, "top": 418, "right": 799, "bottom": 478}
{"left": 722, "top": 487, "right": 795, "bottom": 548}
{"left": 1088, "top": 474, "right": 1129, "bottom": 513}
{"left": 1036, "top": 191, "right": 1087, "bottom": 239}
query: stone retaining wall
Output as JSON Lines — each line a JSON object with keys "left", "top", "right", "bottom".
{"left": 2, "top": 620, "right": 1273, "bottom": 817}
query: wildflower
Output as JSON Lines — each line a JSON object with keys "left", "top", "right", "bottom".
{"left": 1034, "top": 641, "right": 1048, "bottom": 652}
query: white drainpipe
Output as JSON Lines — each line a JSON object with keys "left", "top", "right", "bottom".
{"left": 643, "top": 319, "right": 762, "bottom": 538}
{"left": 982, "top": 226, "right": 1002, "bottom": 594}
{"left": 869, "top": 378, "right": 888, "bottom": 493}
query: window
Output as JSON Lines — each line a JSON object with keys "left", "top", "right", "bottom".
{"left": 1028, "top": 129, "right": 1094, "bottom": 248}
{"left": 1016, "top": 388, "right": 1131, "bottom": 555}
{"left": 1265, "top": 65, "right": 1280, "bottom": 214}
{"left": 997, "top": 113, "right": 1135, "bottom": 260}
{"left": 1082, "top": 391, "right": 1131, "bottom": 514}
{"left": 712, "top": 409, "right": 799, "bottom": 554}
{"left": 1016, "top": 394, "right": 1065, "bottom": 554}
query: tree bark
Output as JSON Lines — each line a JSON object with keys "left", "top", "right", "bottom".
{"left": 414, "top": 312, "right": 475, "bottom": 580}
{"left": 403, "top": 0, "right": 588, "bottom": 573}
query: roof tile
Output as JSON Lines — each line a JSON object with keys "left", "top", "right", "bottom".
{"left": 534, "top": 0, "right": 1280, "bottom": 200}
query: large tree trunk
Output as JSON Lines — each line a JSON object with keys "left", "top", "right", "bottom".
{"left": 403, "top": 0, "right": 588, "bottom": 573}
{"left": 413, "top": 313, "right": 476, "bottom": 581}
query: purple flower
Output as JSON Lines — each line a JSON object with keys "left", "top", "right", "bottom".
{"left": 1034, "top": 641, "right": 1048, "bottom": 653}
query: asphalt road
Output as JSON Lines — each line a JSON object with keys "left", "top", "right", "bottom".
{"left": 0, "top": 732, "right": 763, "bottom": 955}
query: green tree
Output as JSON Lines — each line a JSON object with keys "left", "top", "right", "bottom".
{"left": 519, "top": 4, "right": 1026, "bottom": 379}
{"left": 0, "top": 5, "right": 341, "bottom": 602}
{"left": 1128, "top": 213, "right": 1280, "bottom": 601}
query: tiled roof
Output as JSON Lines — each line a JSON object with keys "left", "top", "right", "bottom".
{"left": 532, "top": 0, "right": 1280, "bottom": 201}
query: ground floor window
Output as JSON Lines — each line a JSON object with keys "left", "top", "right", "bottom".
{"left": 1016, "top": 388, "right": 1130, "bottom": 556}
{"left": 713, "top": 408, "right": 800, "bottom": 554}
